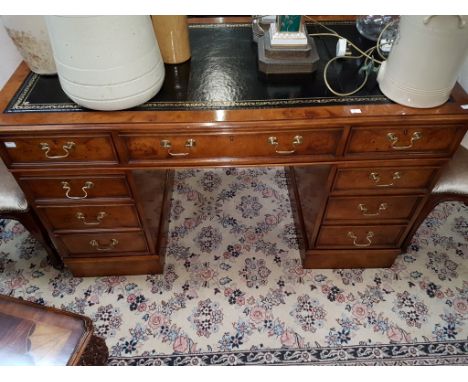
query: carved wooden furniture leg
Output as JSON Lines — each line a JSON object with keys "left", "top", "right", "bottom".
{"left": 78, "top": 335, "right": 109, "bottom": 366}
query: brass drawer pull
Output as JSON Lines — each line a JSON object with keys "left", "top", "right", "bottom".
{"left": 387, "top": 131, "right": 422, "bottom": 150}
{"left": 347, "top": 231, "right": 374, "bottom": 247}
{"left": 76, "top": 211, "right": 107, "bottom": 226}
{"left": 358, "top": 203, "right": 388, "bottom": 217}
{"left": 160, "top": 138, "right": 196, "bottom": 157}
{"left": 61, "top": 181, "right": 94, "bottom": 199}
{"left": 268, "top": 135, "right": 303, "bottom": 155}
{"left": 89, "top": 238, "right": 118, "bottom": 251}
{"left": 40, "top": 141, "right": 76, "bottom": 159}
{"left": 369, "top": 171, "right": 401, "bottom": 187}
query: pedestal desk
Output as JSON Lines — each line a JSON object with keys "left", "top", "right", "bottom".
{"left": 0, "top": 20, "right": 467, "bottom": 277}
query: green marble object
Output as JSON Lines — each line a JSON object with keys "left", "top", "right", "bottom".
{"left": 277, "top": 15, "right": 303, "bottom": 33}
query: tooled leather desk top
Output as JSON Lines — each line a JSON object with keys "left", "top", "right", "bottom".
{"left": 5, "top": 21, "right": 391, "bottom": 114}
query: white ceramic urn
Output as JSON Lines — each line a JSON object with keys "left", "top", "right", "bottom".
{"left": 377, "top": 15, "right": 468, "bottom": 108}
{"left": 1, "top": 16, "right": 57, "bottom": 75}
{"left": 45, "top": 16, "right": 165, "bottom": 111}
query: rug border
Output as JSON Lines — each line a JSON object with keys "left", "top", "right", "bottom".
{"left": 108, "top": 339, "right": 468, "bottom": 366}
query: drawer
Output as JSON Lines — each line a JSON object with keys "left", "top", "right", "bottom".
{"left": 57, "top": 231, "right": 148, "bottom": 256}
{"left": 332, "top": 166, "right": 440, "bottom": 194}
{"left": 323, "top": 195, "right": 423, "bottom": 223}
{"left": 120, "top": 128, "right": 342, "bottom": 162}
{"left": 316, "top": 225, "right": 407, "bottom": 249}
{"left": 346, "top": 125, "right": 463, "bottom": 156}
{"left": 19, "top": 175, "right": 132, "bottom": 202}
{"left": 1, "top": 134, "right": 118, "bottom": 165}
{"left": 37, "top": 204, "right": 141, "bottom": 231}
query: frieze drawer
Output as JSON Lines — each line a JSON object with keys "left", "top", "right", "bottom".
{"left": 345, "top": 125, "right": 463, "bottom": 157}
{"left": 120, "top": 128, "right": 342, "bottom": 163}
{"left": 0, "top": 134, "right": 118, "bottom": 166}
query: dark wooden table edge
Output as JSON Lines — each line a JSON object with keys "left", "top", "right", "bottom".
{"left": 0, "top": 293, "right": 95, "bottom": 365}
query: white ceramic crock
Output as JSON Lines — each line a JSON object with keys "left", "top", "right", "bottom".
{"left": 377, "top": 15, "right": 468, "bottom": 108}
{"left": 45, "top": 16, "right": 165, "bottom": 111}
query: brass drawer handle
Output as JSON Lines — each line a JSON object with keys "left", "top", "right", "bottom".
{"left": 369, "top": 171, "right": 401, "bottom": 187}
{"left": 40, "top": 141, "right": 76, "bottom": 159}
{"left": 268, "top": 135, "right": 303, "bottom": 155}
{"left": 89, "top": 238, "right": 118, "bottom": 251}
{"left": 347, "top": 231, "right": 374, "bottom": 247}
{"left": 387, "top": 131, "right": 422, "bottom": 150}
{"left": 75, "top": 211, "right": 107, "bottom": 226}
{"left": 160, "top": 138, "right": 196, "bottom": 157}
{"left": 61, "top": 181, "right": 94, "bottom": 200}
{"left": 358, "top": 203, "right": 388, "bottom": 217}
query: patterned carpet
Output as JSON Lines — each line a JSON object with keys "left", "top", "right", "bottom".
{"left": 0, "top": 167, "right": 467, "bottom": 365}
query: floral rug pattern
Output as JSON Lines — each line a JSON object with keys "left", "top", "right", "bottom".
{"left": 0, "top": 167, "right": 467, "bottom": 365}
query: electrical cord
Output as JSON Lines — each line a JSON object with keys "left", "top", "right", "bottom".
{"left": 323, "top": 47, "right": 376, "bottom": 97}
{"left": 304, "top": 16, "right": 398, "bottom": 96}
{"left": 306, "top": 31, "right": 384, "bottom": 65}
{"left": 252, "top": 16, "right": 398, "bottom": 97}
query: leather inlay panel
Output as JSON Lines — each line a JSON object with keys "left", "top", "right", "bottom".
{"left": 5, "top": 21, "right": 390, "bottom": 113}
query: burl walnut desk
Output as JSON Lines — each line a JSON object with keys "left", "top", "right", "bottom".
{"left": 0, "top": 20, "right": 467, "bottom": 277}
